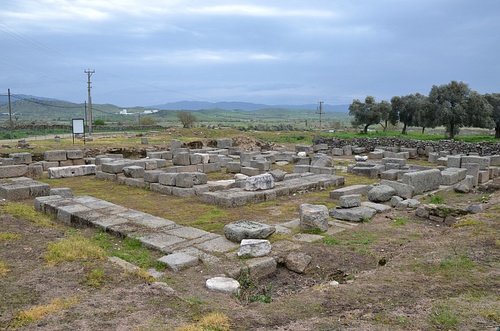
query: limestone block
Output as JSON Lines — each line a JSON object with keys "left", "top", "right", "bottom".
{"left": 158, "top": 173, "right": 177, "bottom": 186}
{"left": 339, "top": 194, "right": 362, "bottom": 208}
{"left": 332, "top": 148, "right": 344, "bottom": 156}
{"left": 361, "top": 201, "right": 392, "bottom": 213}
{"left": 223, "top": 220, "right": 276, "bottom": 242}
{"left": 0, "top": 165, "right": 28, "bottom": 178}
{"left": 329, "top": 206, "right": 377, "bottom": 222}
{"left": 101, "top": 160, "right": 136, "bottom": 174}
{"left": 293, "top": 156, "right": 310, "bottom": 165}
{"left": 206, "top": 277, "right": 240, "bottom": 294}
{"left": 489, "top": 155, "right": 500, "bottom": 166}
{"left": 446, "top": 155, "right": 462, "bottom": 168}
{"left": 244, "top": 173, "right": 275, "bottom": 191}
{"left": 293, "top": 165, "right": 310, "bottom": 174}
{"left": 440, "top": 167, "right": 467, "bottom": 185}
{"left": 461, "top": 163, "right": 479, "bottom": 187}
{"left": 311, "top": 154, "right": 333, "bottom": 167}
{"left": 144, "top": 170, "right": 163, "bottom": 183}
{"left": 226, "top": 162, "right": 242, "bottom": 173}
{"left": 313, "top": 143, "right": 328, "bottom": 152}
{"left": 9, "top": 152, "right": 32, "bottom": 165}
{"left": 123, "top": 166, "right": 145, "bottom": 178}
{"left": 0, "top": 158, "right": 15, "bottom": 166}
{"left": 402, "top": 169, "right": 442, "bottom": 195}
{"left": 300, "top": 204, "right": 329, "bottom": 232}
{"left": 26, "top": 164, "right": 43, "bottom": 179}
{"left": 369, "top": 150, "right": 384, "bottom": 159}
{"left": 50, "top": 188, "right": 73, "bottom": 198}
{"left": 59, "top": 160, "right": 74, "bottom": 167}
{"left": 461, "top": 155, "right": 490, "bottom": 170}
{"left": 172, "top": 152, "right": 190, "bottom": 166}
{"left": 330, "top": 184, "right": 371, "bottom": 199}
{"left": 48, "top": 165, "right": 97, "bottom": 179}
{"left": 237, "top": 239, "right": 271, "bottom": 258}
{"left": 269, "top": 169, "right": 287, "bottom": 182}
{"left": 343, "top": 145, "right": 352, "bottom": 156}
{"left": 217, "top": 138, "right": 233, "bottom": 149}
{"left": 243, "top": 257, "right": 277, "bottom": 279}
{"left": 44, "top": 150, "right": 67, "bottom": 161}
{"left": 380, "top": 180, "right": 414, "bottom": 199}
{"left": 158, "top": 252, "right": 199, "bottom": 272}
{"left": 250, "top": 159, "right": 271, "bottom": 172}
{"left": 66, "top": 150, "right": 84, "bottom": 159}
{"left": 381, "top": 158, "right": 406, "bottom": 167}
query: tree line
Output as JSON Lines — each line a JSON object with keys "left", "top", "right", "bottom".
{"left": 349, "top": 80, "right": 500, "bottom": 139}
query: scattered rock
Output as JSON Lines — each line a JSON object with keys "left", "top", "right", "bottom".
{"left": 206, "top": 277, "right": 240, "bottom": 294}
{"left": 237, "top": 239, "right": 272, "bottom": 258}
{"left": 223, "top": 220, "right": 276, "bottom": 243}
{"left": 285, "top": 251, "right": 312, "bottom": 274}
{"left": 299, "top": 204, "right": 329, "bottom": 232}
{"left": 367, "top": 185, "right": 397, "bottom": 202}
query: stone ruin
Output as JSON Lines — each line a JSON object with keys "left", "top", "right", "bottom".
{"left": 2, "top": 137, "right": 500, "bottom": 295}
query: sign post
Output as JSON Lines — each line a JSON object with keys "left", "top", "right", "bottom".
{"left": 71, "top": 118, "right": 85, "bottom": 144}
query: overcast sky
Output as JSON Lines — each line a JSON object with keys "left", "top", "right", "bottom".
{"left": 1, "top": 0, "right": 499, "bottom": 107}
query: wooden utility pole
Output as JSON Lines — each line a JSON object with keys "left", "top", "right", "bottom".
{"left": 317, "top": 101, "right": 324, "bottom": 131}
{"left": 8, "top": 88, "right": 12, "bottom": 139}
{"left": 84, "top": 69, "right": 95, "bottom": 135}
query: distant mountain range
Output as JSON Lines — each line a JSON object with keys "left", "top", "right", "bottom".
{"left": 150, "top": 101, "right": 349, "bottom": 112}
{"left": 0, "top": 94, "right": 349, "bottom": 112}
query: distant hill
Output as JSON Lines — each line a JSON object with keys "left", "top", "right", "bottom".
{"left": 150, "top": 101, "right": 349, "bottom": 112}
{"left": 0, "top": 94, "right": 62, "bottom": 105}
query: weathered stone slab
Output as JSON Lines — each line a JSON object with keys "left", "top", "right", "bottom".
{"left": 440, "top": 167, "right": 467, "bottom": 185}
{"left": 244, "top": 173, "right": 275, "bottom": 191}
{"left": 380, "top": 180, "right": 414, "bottom": 199}
{"left": 461, "top": 155, "right": 490, "bottom": 170}
{"left": 330, "top": 184, "right": 371, "bottom": 199}
{"left": 158, "top": 252, "right": 199, "bottom": 272}
{"left": 195, "top": 236, "right": 239, "bottom": 253}
{"left": 48, "top": 165, "right": 97, "bottom": 179}
{"left": 223, "top": 220, "right": 276, "bottom": 243}
{"left": 361, "top": 201, "right": 392, "bottom": 213}
{"left": 329, "top": 206, "right": 377, "bottom": 222}
{"left": 206, "top": 277, "right": 240, "bottom": 294}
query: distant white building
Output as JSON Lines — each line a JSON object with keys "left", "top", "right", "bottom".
{"left": 120, "top": 109, "right": 129, "bottom": 115}
{"left": 143, "top": 109, "right": 159, "bottom": 114}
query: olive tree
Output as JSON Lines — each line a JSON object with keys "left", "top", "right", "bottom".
{"left": 485, "top": 93, "right": 500, "bottom": 138}
{"left": 349, "top": 96, "right": 380, "bottom": 134}
{"left": 177, "top": 111, "right": 197, "bottom": 128}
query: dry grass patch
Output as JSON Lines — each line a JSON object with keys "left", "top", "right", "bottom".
{"left": 45, "top": 234, "right": 106, "bottom": 266}
{"left": 175, "top": 311, "right": 231, "bottom": 331}
{"left": 0, "top": 260, "right": 10, "bottom": 276}
{"left": 10, "top": 296, "right": 78, "bottom": 328}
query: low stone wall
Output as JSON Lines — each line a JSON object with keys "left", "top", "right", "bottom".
{"left": 313, "top": 137, "right": 500, "bottom": 156}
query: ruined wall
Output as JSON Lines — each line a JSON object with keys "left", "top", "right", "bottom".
{"left": 313, "top": 137, "right": 500, "bottom": 156}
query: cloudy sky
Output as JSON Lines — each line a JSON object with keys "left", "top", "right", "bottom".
{"left": 1, "top": 0, "right": 499, "bottom": 107}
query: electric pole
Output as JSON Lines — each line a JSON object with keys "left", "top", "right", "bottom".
{"left": 84, "top": 69, "right": 95, "bottom": 135}
{"left": 317, "top": 101, "right": 324, "bottom": 131}
{"left": 8, "top": 88, "right": 12, "bottom": 139}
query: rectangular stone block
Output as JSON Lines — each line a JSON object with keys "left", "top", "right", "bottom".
{"left": 150, "top": 183, "right": 173, "bottom": 195}
{"left": 9, "top": 152, "right": 32, "bottom": 165}
{"left": 293, "top": 156, "right": 310, "bottom": 165}
{"left": 0, "top": 158, "right": 15, "bottom": 166}
{"left": 369, "top": 150, "right": 384, "bottom": 159}
{"left": 45, "top": 150, "right": 67, "bottom": 161}
{"left": 330, "top": 184, "right": 371, "bottom": 199}
{"left": 440, "top": 168, "right": 467, "bottom": 185}
{"left": 66, "top": 150, "right": 84, "bottom": 159}
{"left": 332, "top": 148, "right": 344, "bottom": 156}
{"left": 461, "top": 163, "right": 479, "bottom": 187}
{"left": 478, "top": 170, "right": 489, "bottom": 183}
{"left": 293, "top": 165, "right": 310, "bottom": 174}
{"left": 144, "top": 170, "right": 163, "bottom": 183}
{"left": 489, "top": 155, "right": 500, "bottom": 166}
{"left": 48, "top": 165, "right": 97, "bottom": 179}
{"left": 158, "top": 173, "right": 177, "bottom": 186}
{"left": 380, "top": 179, "right": 414, "bottom": 199}
{"left": 101, "top": 160, "right": 136, "bottom": 174}
{"left": 172, "top": 152, "right": 190, "bottom": 166}
{"left": 461, "top": 156, "right": 490, "bottom": 170}
{"left": 402, "top": 169, "right": 441, "bottom": 195}
{"left": 217, "top": 138, "right": 233, "bottom": 149}
{"left": 0, "top": 165, "right": 28, "bottom": 178}
{"left": 125, "top": 177, "right": 148, "bottom": 189}
{"left": 381, "top": 158, "right": 406, "bottom": 167}
{"left": 226, "top": 162, "right": 241, "bottom": 173}
{"left": 446, "top": 155, "right": 462, "bottom": 168}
